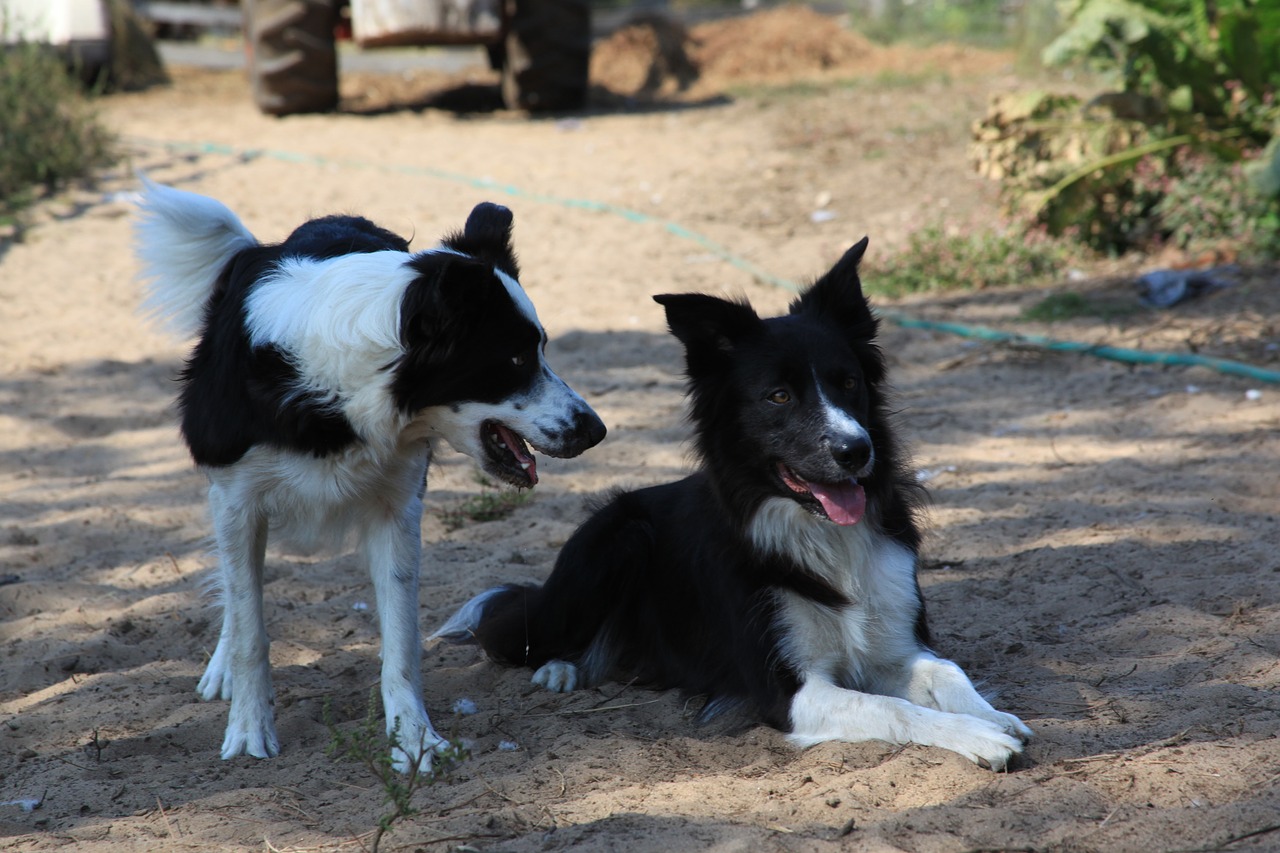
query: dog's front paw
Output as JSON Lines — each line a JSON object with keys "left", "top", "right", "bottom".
{"left": 973, "top": 708, "right": 1034, "bottom": 743}
{"left": 934, "top": 714, "right": 1025, "bottom": 770}
{"left": 532, "top": 660, "right": 579, "bottom": 693}
{"left": 387, "top": 715, "right": 447, "bottom": 776}
{"left": 220, "top": 699, "right": 280, "bottom": 760}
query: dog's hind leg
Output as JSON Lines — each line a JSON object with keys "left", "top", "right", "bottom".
{"left": 364, "top": 496, "right": 446, "bottom": 775}
{"left": 198, "top": 483, "right": 279, "bottom": 760}
{"left": 435, "top": 497, "right": 654, "bottom": 693}
{"left": 432, "top": 582, "right": 590, "bottom": 690}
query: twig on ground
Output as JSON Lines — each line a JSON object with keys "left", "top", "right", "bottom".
{"left": 523, "top": 698, "right": 663, "bottom": 717}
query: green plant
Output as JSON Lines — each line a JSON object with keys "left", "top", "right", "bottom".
{"left": 440, "top": 476, "right": 532, "bottom": 530}
{"left": 1022, "top": 291, "right": 1094, "bottom": 321}
{"left": 1021, "top": 290, "right": 1136, "bottom": 321}
{"left": 977, "top": 0, "right": 1280, "bottom": 253}
{"left": 1044, "top": 0, "right": 1280, "bottom": 144}
{"left": 866, "top": 225, "right": 1074, "bottom": 296}
{"left": 325, "top": 692, "right": 469, "bottom": 853}
{"left": 1143, "top": 148, "right": 1280, "bottom": 260}
{"left": 0, "top": 32, "right": 116, "bottom": 219}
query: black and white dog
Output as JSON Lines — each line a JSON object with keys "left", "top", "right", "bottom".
{"left": 435, "top": 238, "right": 1031, "bottom": 768}
{"left": 135, "top": 181, "right": 606, "bottom": 772}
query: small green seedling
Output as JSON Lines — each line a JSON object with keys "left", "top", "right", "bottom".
{"left": 325, "top": 692, "right": 469, "bottom": 853}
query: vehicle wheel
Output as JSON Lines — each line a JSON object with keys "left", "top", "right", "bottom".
{"left": 243, "top": 0, "right": 338, "bottom": 116}
{"left": 500, "top": 0, "right": 590, "bottom": 112}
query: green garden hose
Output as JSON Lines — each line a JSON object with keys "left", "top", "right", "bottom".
{"left": 130, "top": 137, "right": 1280, "bottom": 384}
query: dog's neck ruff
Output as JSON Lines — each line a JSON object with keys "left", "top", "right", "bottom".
{"left": 747, "top": 496, "right": 881, "bottom": 589}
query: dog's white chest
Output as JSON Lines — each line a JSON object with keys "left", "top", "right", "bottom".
{"left": 207, "top": 442, "right": 431, "bottom": 551}
{"left": 749, "top": 498, "right": 922, "bottom": 686}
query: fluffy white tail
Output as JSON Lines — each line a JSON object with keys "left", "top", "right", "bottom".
{"left": 134, "top": 178, "right": 258, "bottom": 338}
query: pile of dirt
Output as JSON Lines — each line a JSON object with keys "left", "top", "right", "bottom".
{"left": 590, "top": 5, "right": 1011, "bottom": 99}
{"left": 693, "top": 5, "right": 875, "bottom": 83}
{"left": 591, "top": 5, "right": 874, "bottom": 97}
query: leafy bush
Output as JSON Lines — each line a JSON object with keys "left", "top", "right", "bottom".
{"left": 0, "top": 36, "right": 116, "bottom": 217}
{"left": 1044, "top": 0, "right": 1280, "bottom": 144}
{"left": 970, "top": 0, "right": 1280, "bottom": 255}
{"left": 1139, "top": 148, "right": 1280, "bottom": 260}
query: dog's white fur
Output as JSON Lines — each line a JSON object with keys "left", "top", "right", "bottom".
{"left": 138, "top": 182, "right": 598, "bottom": 773}
{"left": 136, "top": 180, "right": 257, "bottom": 337}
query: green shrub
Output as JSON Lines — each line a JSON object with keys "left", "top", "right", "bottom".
{"left": 866, "top": 225, "right": 1073, "bottom": 296}
{"left": 1044, "top": 0, "right": 1280, "bottom": 144}
{"left": 1140, "top": 148, "right": 1280, "bottom": 260}
{"left": 0, "top": 37, "right": 116, "bottom": 217}
{"left": 971, "top": 0, "right": 1280, "bottom": 255}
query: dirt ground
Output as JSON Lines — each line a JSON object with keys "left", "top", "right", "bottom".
{"left": 3, "top": 7, "right": 1280, "bottom": 852}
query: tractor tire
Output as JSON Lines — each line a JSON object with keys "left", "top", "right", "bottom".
{"left": 500, "top": 0, "right": 590, "bottom": 112}
{"left": 243, "top": 0, "right": 339, "bottom": 116}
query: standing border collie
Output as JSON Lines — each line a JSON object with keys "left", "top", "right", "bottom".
{"left": 135, "top": 181, "right": 606, "bottom": 773}
{"left": 435, "top": 238, "right": 1031, "bottom": 769}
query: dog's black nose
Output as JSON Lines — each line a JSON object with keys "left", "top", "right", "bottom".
{"left": 579, "top": 408, "right": 607, "bottom": 448}
{"left": 564, "top": 408, "right": 607, "bottom": 457}
{"left": 829, "top": 434, "right": 872, "bottom": 472}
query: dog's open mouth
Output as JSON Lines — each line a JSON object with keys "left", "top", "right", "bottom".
{"left": 483, "top": 420, "right": 538, "bottom": 488}
{"left": 778, "top": 464, "right": 866, "bottom": 526}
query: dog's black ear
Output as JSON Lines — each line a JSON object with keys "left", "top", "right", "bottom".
{"left": 441, "top": 202, "right": 520, "bottom": 280}
{"left": 789, "top": 236, "right": 876, "bottom": 334}
{"left": 654, "top": 293, "right": 763, "bottom": 363}
{"left": 463, "top": 202, "right": 513, "bottom": 247}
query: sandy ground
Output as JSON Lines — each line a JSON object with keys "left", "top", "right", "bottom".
{"left": 3, "top": 9, "right": 1280, "bottom": 852}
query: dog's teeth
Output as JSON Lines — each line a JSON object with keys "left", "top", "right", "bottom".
{"left": 519, "top": 462, "right": 530, "bottom": 470}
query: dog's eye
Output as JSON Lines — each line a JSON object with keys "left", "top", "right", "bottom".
{"left": 767, "top": 389, "right": 791, "bottom": 405}
{"left": 843, "top": 376, "right": 858, "bottom": 391}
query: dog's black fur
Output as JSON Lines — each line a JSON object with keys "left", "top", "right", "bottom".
{"left": 436, "top": 238, "right": 1032, "bottom": 767}
{"left": 441, "top": 239, "right": 923, "bottom": 722}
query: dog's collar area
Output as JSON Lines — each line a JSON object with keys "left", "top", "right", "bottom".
{"left": 777, "top": 463, "right": 866, "bottom": 526}
{"left": 484, "top": 420, "right": 538, "bottom": 487}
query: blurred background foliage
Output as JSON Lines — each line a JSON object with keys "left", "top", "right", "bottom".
{"left": 2, "top": 0, "right": 1277, "bottom": 266}
{"left": 966, "top": 0, "right": 1279, "bottom": 260}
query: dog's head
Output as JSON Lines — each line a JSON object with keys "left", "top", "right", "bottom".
{"left": 392, "top": 203, "right": 606, "bottom": 487}
{"left": 655, "top": 238, "right": 885, "bottom": 526}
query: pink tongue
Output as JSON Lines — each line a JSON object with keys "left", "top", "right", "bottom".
{"left": 808, "top": 479, "right": 866, "bottom": 526}
{"left": 495, "top": 424, "right": 538, "bottom": 485}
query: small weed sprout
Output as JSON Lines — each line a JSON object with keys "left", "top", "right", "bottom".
{"left": 325, "top": 692, "right": 469, "bottom": 853}
{"left": 440, "top": 473, "right": 532, "bottom": 531}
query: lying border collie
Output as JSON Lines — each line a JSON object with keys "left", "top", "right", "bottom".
{"left": 135, "top": 181, "right": 606, "bottom": 773}
{"left": 435, "top": 238, "right": 1031, "bottom": 768}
